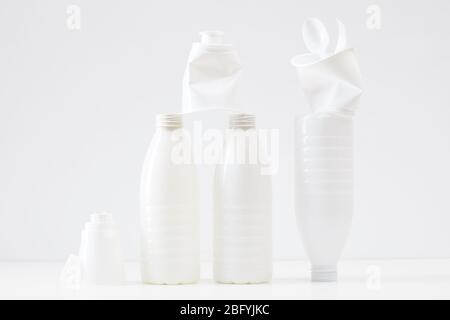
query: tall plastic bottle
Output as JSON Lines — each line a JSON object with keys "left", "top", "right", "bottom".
{"left": 291, "top": 19, "right": 362, "bottom": 282}
{"left": 214, "top": 113, "right": 272, "bottom": 284}
{"left": 140, "top": 114, "right": 200, "bottom": 284}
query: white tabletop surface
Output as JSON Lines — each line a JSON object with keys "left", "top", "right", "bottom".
{"left": 1, "top": 259, "right": 449, "bottom": 300}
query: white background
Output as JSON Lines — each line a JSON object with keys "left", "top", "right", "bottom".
{"left": 0, "top": 0, "right": 449, "bottom": 261}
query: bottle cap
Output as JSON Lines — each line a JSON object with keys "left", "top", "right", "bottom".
{"left": 229, "top": 113, "right": 256, "bottom": 129}
{"left": 156, "top": 113, "right": 183, "bottom": 128}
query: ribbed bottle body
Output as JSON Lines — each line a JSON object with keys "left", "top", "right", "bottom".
{"left": 295, "top": 113, "right": 353, "bottom": 282}
{"left": 214, "top": 115, "right": 272, "bottom": 284}
{"left": 140, "top": 115, "right": 200, "bottom": 284}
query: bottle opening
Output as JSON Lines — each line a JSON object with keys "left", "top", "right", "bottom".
{"left": 199, "top": 30, "right": 225, "bottom": 45}
{"left": 156, "top": 113, "right": 183, "bottom": 128}
{"left": 91, "top": 212, "right": 113, "bottom": 224}
{"left": 229, "top": 113, "right": 256, "bottom": 129}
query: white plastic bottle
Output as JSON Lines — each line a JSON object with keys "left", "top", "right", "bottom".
{"left": 214, "top": 113, "right": 272, "bottom": 284}
{"left": 140, "top": 114, "right": 200, "bottom": 284}
{"left": 79, "top": 212, "right": 125, "bottom": 285}
{"left": 295, "top": 113, "right": 353, "bottom": 282}
{"left": 291, "top": 19, "right": 362, "bottom": 282}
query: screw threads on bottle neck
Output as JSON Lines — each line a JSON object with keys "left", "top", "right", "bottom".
{"left": 229, "top": 113, "right": 256, "bottom": 129}
{"left": 156, "top": 114, "right": 183, "bottom": 128}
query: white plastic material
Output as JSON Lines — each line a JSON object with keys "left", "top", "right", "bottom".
{"left": 60, "top": 254, "right": 82, "bottom": 288}
{"left": 200, "top": 30, "right": 225, "bottom": 45}
{"left": 291, "top": 19, "right": 361, "bottom": 116}
{"left": 79, "top": 212, "right": 125, "bottom": 285}
{"left": 182, "top": 31, "right": 241, "bottom": 113}
{"left": 295, "top": 114, "right": 353, "bottom": 282}
{"left": 214, "top": 114, "right": 272, "bottom": 284}
{"left": 292, "top": 19, "right": 362, "bottom": 282}
{"left": 140, "top": 114, "right": 200, "bottom": 284}
{"left": 302, "top": 18, "right": 331, "bottom": 58}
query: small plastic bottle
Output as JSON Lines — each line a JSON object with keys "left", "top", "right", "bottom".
{"left": 79, "top": 212, "right": 125, "bottom": 285}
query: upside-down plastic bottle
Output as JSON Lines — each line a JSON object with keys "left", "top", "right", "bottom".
{"left": 291, "top": 19, "right": 362, "bottom": 282}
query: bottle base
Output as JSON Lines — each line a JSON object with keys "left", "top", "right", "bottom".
{"left": 142, "top": 279, "right": 199, "bottom": 285}
{"left": 215, "top": 278, "right": 271, "bottom": 285}
{"left": 214, "top": 267, "right": 272, "bottom": 285}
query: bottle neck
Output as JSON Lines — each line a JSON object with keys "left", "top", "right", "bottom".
{"left": 229, "top": 113, "right": 256, "bottom": 129}
{"left": 156, "top": 113, "right": 183, "bottom": 129}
